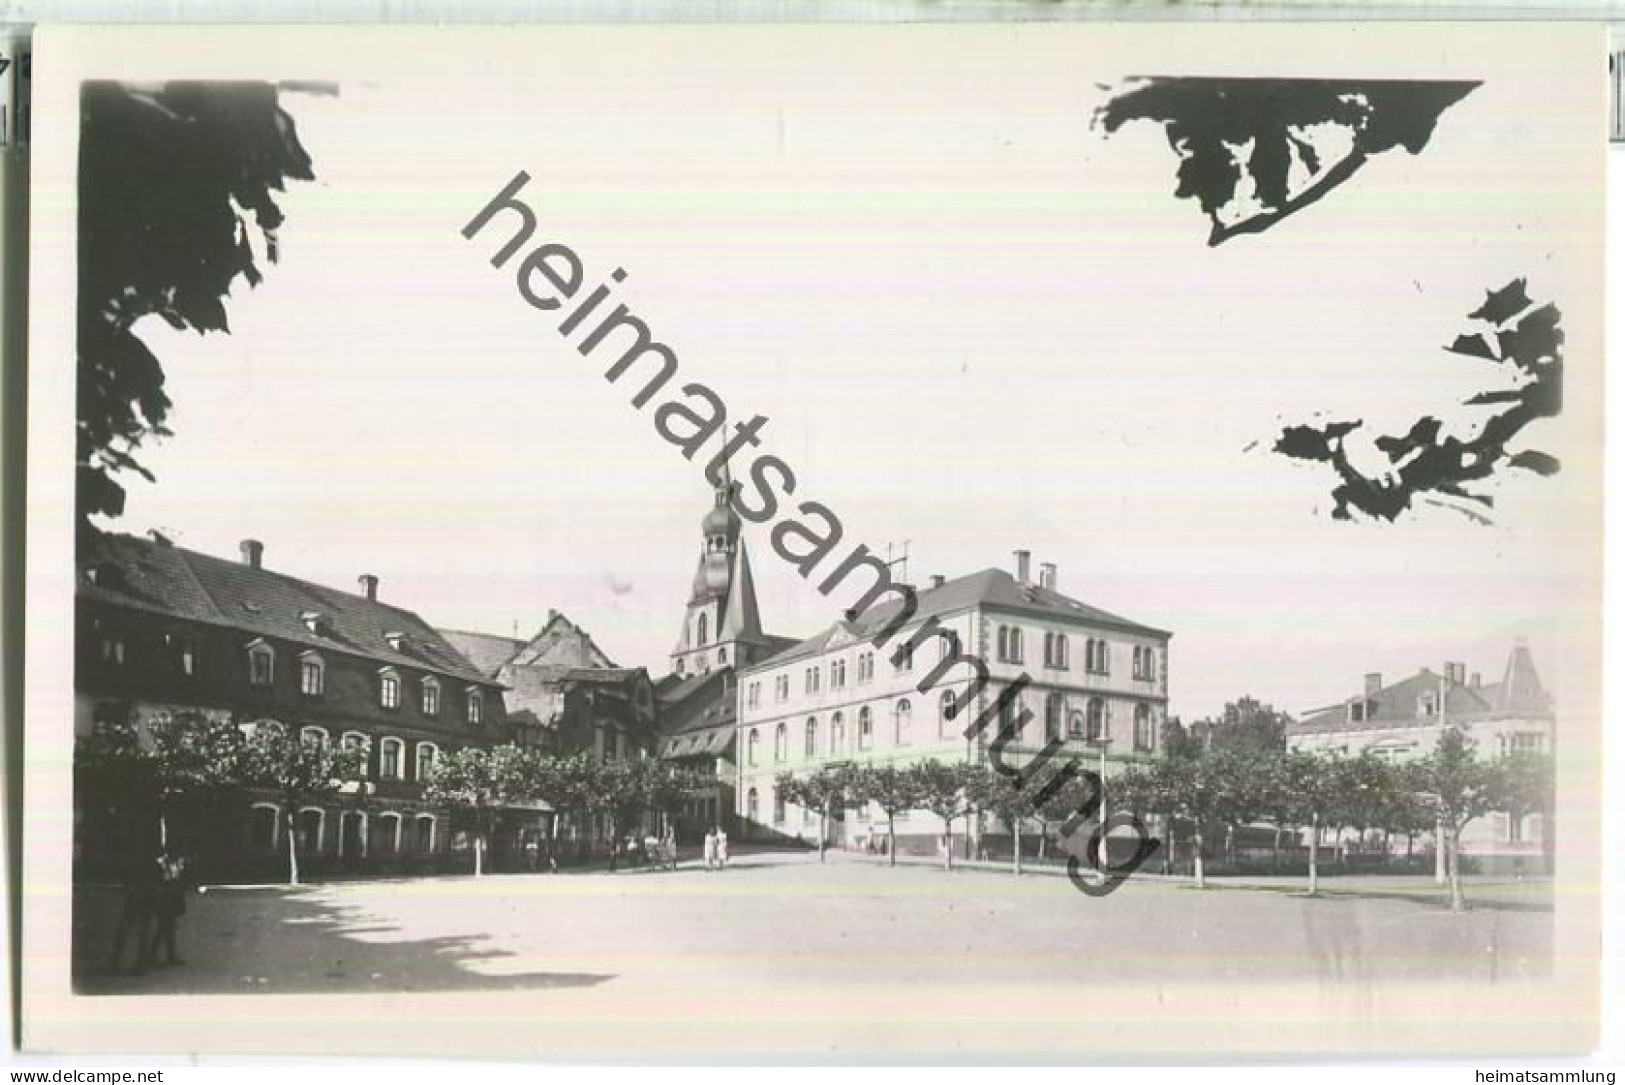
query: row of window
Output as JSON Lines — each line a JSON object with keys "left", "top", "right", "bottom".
{"left": 297, "top": 726, "right": 441, "bottom": 782}
{"left": 743, "top": 695, "right": 1158, "bottom": 766}
{"left": 248, "top": 803, "right": 438, "bottom": 857}
{"left": 91, "top": 621, "right": 488, "bottom": 725}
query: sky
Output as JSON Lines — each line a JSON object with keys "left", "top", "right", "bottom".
{"left": 93, "top": 26, "right": 1602, "bottom": 721}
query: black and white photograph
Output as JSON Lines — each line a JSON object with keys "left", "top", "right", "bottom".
{"left": 18, "top": 22, "right": 1607, "bottom": 1060}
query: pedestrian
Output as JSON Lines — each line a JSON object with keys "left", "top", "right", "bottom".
{"left": 148, "top": 850, "right": 189, "bottom": 967}
{"left": 702, "top": 828, "right": 717, "bottom": 871}
{"left": 524, "top": 835, "right": 540, "bottom": 873}
{"left": 663, "top": 825, "right": 678, "bottom": 872}
{"left": 716, "top": 828, "right": 729, "bottom": 869}
{"left": 107, "top": 845, "right": 161, "bottom": 974}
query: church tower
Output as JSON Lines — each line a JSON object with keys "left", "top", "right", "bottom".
{"left": 671, "top": 469, "right": 767, "bottom": 677}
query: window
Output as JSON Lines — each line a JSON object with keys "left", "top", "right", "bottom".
{"left": 893, "top": 640, "right": 914, "bottom": 672}
{"left": 831, "top": 659, "right": 847, "bottom": 689}
{"left": 422, "top": 677, "right": 441, "bottom": 716}
{"left": 939, "top": 631, "right": 960, "bottom": 662}
{"left": 1508, "top": 732, "right": 1545, "bottom": 754}
{"left": 415, "top": 814, "right": 436, "bottom": 853}
{"left": 775, "top": 675, "right": 790, "bottom": 702}
{"left": 249, "top": 804, "right": 280, "bottom": 851}
{"left": 165, "top": 632, "right": 196, "bottom": 677}
{"left": 747, "top": 682, "right": 761, "bottom": 709}
{"left": 1045, "top": 633, "right": 1069, "bottom": 669}
{"left": 339, "top": 811, "right": 368, "bottom": 859}
{"left": 380, "top": 737, "right": 404, "bottom": 779}
{"left": 300, "top": 653, "right": 325, "bottom": 696}
{"left": 831, "top": 712, "right": 845, "bottom": 754}
{"left": 248, "top": 641, "right": 275, "bottom": 686}
{"left": 997, "top": 626, "right": 1011, "bottom": 663}
{"left": 746, "top": 788, "right": 760, "bottom": 824}
{"left": 1068, "top": 711, "right": 1085, "bottom": 739}
{"left": 298, "top": 808, "right": 324, "bottom": 853}
{"left": 415, "top": 742, "right": 439, "bottom": 780}
{"left": 379, "top": 812, "right": 402, "bottom": 855}
{"left": 857, "top": 652, "right": 873, "bottom": 683}
{"left": 718, "top": 647, "right": 727, "bottom": 665}
{"left": 96, "top": 621, "right": 127, "bottom": 667}
{"left": 805, "top": 667, "right": 820, "bottom": 695}
{"left": 299, "top": 725, "right": 328, "bottom": 749}
{"left": 940, "top": 690, "right": 960, "bottom": 736}
{"left": 1009, "top": 628, "right": 1024, "bottom": 664}
{"left": 774, "top": 722, "right": 788, "bottom": 762}
{"left": 858, "top": 707, "right": 873, "bottom": 749}
{"left": 1133, "top": 646, "right": 1156, "bottom": 681}
{"left": 999, "top": 694, "right": 1022, "bottom": 742}
{"left": 805, "top": 717, "right": 819, "bottom": 757}
{"left": 379, "top": 669, "right": 401, "bottom": 709}
{"left": 1417, "top": 694, "right": 1437, "bottom": 718}
{"left": 466, "top": 688, "right": 484, "bottom": 725}
{"left": 774, "top": 790, "right": 787, "bottom": 825}
{"left": 1045, "top": 692, "right": 1064, "bottom": 742}
{"left": 894, "top": 700, "right": 912, "bottom": 745}
{"left": 1350, "top": 700, "right": 1367, "bottom": 723}
{"left": 1133, "top": 704, "right": 1154, "bottom": 751}
{"left": 1086, "top": 698, "right": 1108, "bottom": 742}
{"left": 748, "top": 728, "right": 760, "bottom": 766}
{"left": 342, "top": 731, "right": 369, "bottom": 756}
{"left": 696, "top": 613, "right": 709, "bottom": 646}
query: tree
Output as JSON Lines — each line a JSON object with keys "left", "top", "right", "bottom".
{"left": 230, "top": 720, "right": 367, "bottom": 885}
{"left": 1145, "top": 752, "right": 1234, "bottom": 889}
{"left": 638, "top": 759, "right": 706, "bottom": 839}
{"left": 908, "top": 761, "right": 983, "bottom": 871}
{"left": 1328, "top": 752, "right": 1396, "bottom": 860}
{"left": 966, "top": 770, "right": 1037, "bottom": 876}
{"left": 1197, "top": 697, "right": 1292, "bottom": 755}
{"left": 1493, "top": 750, "right": 1556, "bottom": 873}
{"left": 1267, "top": 750, "right": 1337, "bottom": 895}
{"left": 78, "top": 80, "right": 322, "bottom": 525}
{"left": 75, "top": 709, "right": 245, "bottom": 857}
{"left": 775, "top": 763, "right": 860, "bottom": 863}
{"left": 1410, "top": 728, "right": 1503, "bottom": 912}
{"left": 421, "top": 744, "right": 533, "bottom": 877}
{"left": 852, "top": 765, "right": 926, "bottom": 868}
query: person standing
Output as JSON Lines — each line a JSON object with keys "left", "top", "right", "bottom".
{"left": 716, "top": 828, "right": 729, "bottom": 869}
{"left": 148, "top": 850, "right": 189, "bottom": 967}
{"left": 106, "top": 845, "right": 161, "bottom": 974}
{"left": 663, "top": 825, "right": 678, "bottom": 872}
{"left": 702, "top": 828, "right": 717, "bottom": 872}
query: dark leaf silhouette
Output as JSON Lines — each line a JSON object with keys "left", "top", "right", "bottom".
{"left": 1274, "top": 279, "right": 1564, "bottom": 523}
{"left": 1094, "top": 77, "right": 1478, "bottom": 245}
{"left": 78, "top": 80, "right": 325, "bottom": 528}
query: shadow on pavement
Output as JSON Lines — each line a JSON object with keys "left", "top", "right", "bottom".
{"left": 1203, "top": 879, "right": 1554, "bottom": 914}
{"left": 72, "top": 885, "right": 616, "bottom": 996}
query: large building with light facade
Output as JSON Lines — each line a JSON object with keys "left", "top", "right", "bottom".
{"left": 1287, "top": 639, "right": 1555, "bottom": 872}
{"left": 734, "top": 551, "right": 1173, "bottom": 855}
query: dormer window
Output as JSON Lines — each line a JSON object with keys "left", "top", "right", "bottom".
{"left": 301, "top": 610, "right": 330, "bottom": 636}
{"left": 299, "top": 652, "right": 326, "bottom": 697}
{"left": 422, "top": 676, "right": 441, "bottom": 716}
{"left": 385, "top": 631, "right": 409, "bottom": 652}
{"left": 247, "top": 639, "right": 275, "bottom": 687}
{"left": 1417, "top": 693, "right": 1437, "bottom": 718}
{"left": 379, "top": 667, "right": 401, "bottom": 709}
{"left": 1349, "top": 700, "right": 1366, "bottom": 723}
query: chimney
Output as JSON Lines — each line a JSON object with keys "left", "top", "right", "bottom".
{"left": 929, "top": 574, "right": 945, "bottom": 590}
{"left": 240, "top": 539, "right": 264, "bottom": 569}
{"left": 1471, "top": 672, "right": 1482, "bottom": 689}
{"left": 147, "top": 529, "right": 172, "bottom": 547}
{"left": 1013, "top": 549, "right": 1031, "bottom": 585}
{"left": 358, "top": 574, "right": 378, "bottom": 601}
{"left": 1364, "top": 672, "right": 1382, "bottom": 697}
{"left": 1039, "top": 562, "right": 1057, "bottom": 590}
{"left": 1444, "top": 661, "right": 1465, "bottom": 686}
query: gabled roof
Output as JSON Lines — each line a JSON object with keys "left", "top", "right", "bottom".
{"left": 80, "top": 532, "right": 495, "bottom": 686}
{"left": 746, "top": 567, "right": 1170, "bottom": 672}
{"left": 438, "top": 628, "right": 525, "bottom": 678}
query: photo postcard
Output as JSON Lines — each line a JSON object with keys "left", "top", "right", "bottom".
{"left": 18, "top": 21, "right": 1607, "bottom": 1059}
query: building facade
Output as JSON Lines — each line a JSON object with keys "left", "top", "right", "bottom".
{"left": 735, "top": 551, "right": 1173, "bottom": 856}
{"left": 1287, "top": 640, "right": 1555, "bottom": 872}
{"left": 75, "top": 532, "right": 513, "bottom": 882}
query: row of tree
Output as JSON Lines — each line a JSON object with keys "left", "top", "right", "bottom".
{"left": 773, "top": 723, "right": 1553, "bottom": 913}
{"left": 76, "top": 712, "right": 708, "bottom": 884}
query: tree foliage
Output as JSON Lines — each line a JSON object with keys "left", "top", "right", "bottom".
{"left": 78, "top": 80, "right": 320, "bottom": 523}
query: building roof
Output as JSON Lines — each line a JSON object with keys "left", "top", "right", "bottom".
{"left": 719, "top": 539, "right": 765, "bottom": 643}
{"left": 80, "top": 532, "right": 496, "bottom": 686}
{"left": 1290, "top": 643, "right": 1552, "bottom": 736}
{"left": 438, "top": 628, "right": 525, "bottom": 678}
{"left": 745, "top": 567, "right": 1170, "bottom": 672}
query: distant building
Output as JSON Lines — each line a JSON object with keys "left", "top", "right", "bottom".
{"left": 441, "top": 611, "right": 658, "bottom": 860}
{"left": 1288, "top": 640, "right": 1555, "bottom": 871}
{"left": 75, "top": 532, "right": 512, "bottom": 881}
{"left": 654, "top": 472, "right": 798, "bottom": 839}
{"left": 735, "top": 551, "right": 1172, "bottom": 856}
